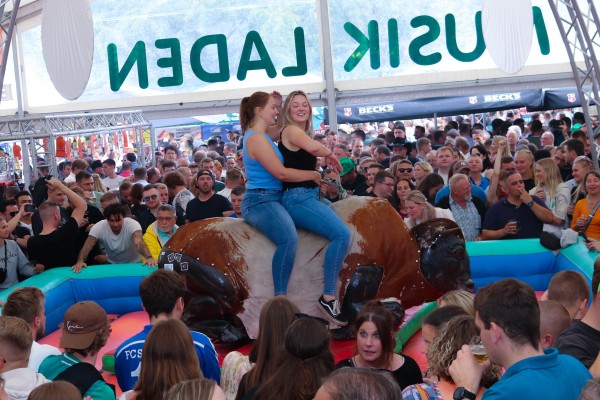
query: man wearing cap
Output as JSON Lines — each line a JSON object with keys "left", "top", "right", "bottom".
{"left": 90, "top": 160, "right": 105, "bottom": 178}
{"left": 186, "top": 170, "right": 232, "bottom": 223}
{"left": 434, "top": 160, "right": 487, "bottom": 204}
{"left": 338, "top": 157, "right": 366, "bottom": 195}
{"left": 393, "top": 122, "right": 406, "bottom": 140}
{"left": 38, "top": 301, "right": 114, "bottom": 399}
{"left": 115, "top": 269, "right": 220, "bottom": 391}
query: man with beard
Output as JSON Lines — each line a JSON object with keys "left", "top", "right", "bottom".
{"left": 185, "top": 170, "right": 232, "bottom": 223}
{"left": 2, "top": 287, "right": 60, "bottom": 371}
{"left": 72, "top": 204, "right": 158, "bottom": 272}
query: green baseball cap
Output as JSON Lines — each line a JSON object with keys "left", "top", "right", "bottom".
{"left": 339, "top": 157, "right": 355, "bottom": 177}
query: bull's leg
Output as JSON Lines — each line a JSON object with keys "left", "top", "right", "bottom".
{"left": 159, "top": 248, "right": 249, "bottom": 343}
{"left": 340, "top": 265, "right": 385, "bottom": 324}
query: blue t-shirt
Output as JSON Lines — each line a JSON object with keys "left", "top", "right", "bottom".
{"left": 434, "top": 183, "right": 487, "bottom": 204}
{"left": 243, "top": 130, "right": 283, "bottom": 190}
{"left": 114, "top": 324, "right": 220, "bottom": 391}
{"left": 483, "top": 348, "right": 590, "bottom": 399}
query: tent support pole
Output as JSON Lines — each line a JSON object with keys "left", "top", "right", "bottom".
{"left": 318, "top": 0, "right": 337, "bottom": 133}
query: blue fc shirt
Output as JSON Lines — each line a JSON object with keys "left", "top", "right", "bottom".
{"left": 114, "top": 324, "right": 220, "bottom": 391}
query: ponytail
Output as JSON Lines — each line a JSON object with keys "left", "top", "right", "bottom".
{"left": 239, "top": 92, "right": 271, "bottom": 134}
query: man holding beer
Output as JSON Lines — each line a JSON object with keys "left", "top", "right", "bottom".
{"left": 448, "top": 279, "right": 590, "bottom": 399}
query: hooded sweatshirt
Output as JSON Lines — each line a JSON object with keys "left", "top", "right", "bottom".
{"left": 1, "top": 367, "right": 50, "bottom": 400}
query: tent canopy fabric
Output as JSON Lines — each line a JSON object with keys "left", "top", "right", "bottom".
{"left": 325, "top": 89, "right": 544, "bottom": 124}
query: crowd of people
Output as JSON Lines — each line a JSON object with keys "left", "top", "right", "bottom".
{"left": 0, "top": 91, "right": 598, "bottom": 398}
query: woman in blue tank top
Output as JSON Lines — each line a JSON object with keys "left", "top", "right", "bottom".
{"left": 239, "top": 92, "right": 320, "bottom": 297}
{"left": 278, "top": 90, "right": 351, "bottom": 326}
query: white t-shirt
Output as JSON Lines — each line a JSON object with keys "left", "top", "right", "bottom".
{"left": 103, "top": 175, "right": 125, "bottom": 191}
{"left": 89, "top": 218, "right": 142, "bottom": 264}
{"left": 218, "top": 187, "right": 232, "bottom": 200}
{"left": 29, "top": 341, "right": 61, "bottom": 372}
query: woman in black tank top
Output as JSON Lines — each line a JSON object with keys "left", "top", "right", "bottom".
{"left": 278, "top": 90, "right": 351, "bottom": 326}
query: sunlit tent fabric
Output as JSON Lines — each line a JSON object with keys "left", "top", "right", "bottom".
{"left": 324, "top": 90, "right": 544, "bottom": 124}
{"left": 41, "top": 0, "right": 94, "bottom": 100}
{"left": 482, "top": 0, "right": 533, "bottom": 74}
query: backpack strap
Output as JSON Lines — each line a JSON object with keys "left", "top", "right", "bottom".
{"left": 55, "top": 361, "right": 116, "bottom": 397}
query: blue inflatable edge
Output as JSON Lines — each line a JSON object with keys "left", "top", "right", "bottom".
{"left": 0, "top": 265, "right": 153, "bottom": 336}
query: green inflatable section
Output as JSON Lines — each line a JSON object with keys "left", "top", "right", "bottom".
{"left": 394, "top": 301, "right": 437, "bottom": 353}
{"left": 465, "top": 238, "right": 550, "bottom": 257}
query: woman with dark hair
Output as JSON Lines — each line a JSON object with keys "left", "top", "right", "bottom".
{"left": 246, "top": 317, "right": 334, "bottom": 400}
{"left": 402, "top": 315, "right": 502, "bottom": 400}
{"left": 390, "top": 178, "right": 415, "bottom": 218}
{"left": 336, "top": 301, "right": 422, "bottom": 390}
{"left": 225, "top": 298, "right": 300, "bottom": 400}
{"left": 119, "top": 319, "right": 203, "bottom": 400}
{"left": 239, "top": 92, "right": 320, "bottom": 298}
{"left": 129, "top": 183, "right": 148, "bottom": 220}
{"left": 416, "top": 173, "right": 444, "bottom": 205}
{"left": 470, "top": 144, "right": 492, "bottom": 172}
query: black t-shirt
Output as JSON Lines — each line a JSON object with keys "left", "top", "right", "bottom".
{"left": 32, "top": 206, "right": 70, "bottom": 236}
{"left": 66, "top": 205, "right": 105, "bottom": 264}
{"left": 186, "top": 194, "right": 232, "bottom": 223}
{"left": 138, "top": 209, "right": 156, "bottom": 233}
{"left": 555, "top": 319, "right": 600, "bottom": 368}
{"left": 342, "top": 173, "right": 366, "bottom": 195}
{"left": 335, "top": 354, "right": 423, "bottom": 390}
{"left": 27, "top": 217, "right": 80, "bottom": 269}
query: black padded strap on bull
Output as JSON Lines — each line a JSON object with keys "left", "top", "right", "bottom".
{"left": 55, "top": 362, "right": 116, "bottom": 397}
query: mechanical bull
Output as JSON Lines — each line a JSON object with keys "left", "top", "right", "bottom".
{"left": 159, "top": 196, "right": 470, "bottom": 342}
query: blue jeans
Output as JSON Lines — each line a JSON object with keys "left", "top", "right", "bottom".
{"left": 242, "top": 189, "right": 297, "bottom": 296}
{"left": 282, "top": 187, "right": 351, "bottom": 296}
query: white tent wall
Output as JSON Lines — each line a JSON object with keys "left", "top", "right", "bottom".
{"left": 0, "top": 0, "right": 598, "bottom": 119}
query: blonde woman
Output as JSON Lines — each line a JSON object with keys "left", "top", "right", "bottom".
{"left": 403, "top": 190, "right": 454, "bottom": 229}
{"left": 529, "top": 158, "right": 571, "bottom": 236}
{"left": 413, "top": 161, "right": 433, "bottom": 187}
{"left": 92, "top": 173, "right": 107, "bottom": 193}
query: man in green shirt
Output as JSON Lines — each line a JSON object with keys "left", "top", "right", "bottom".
{"left": 39, "top": 301, "right": 115, "bottom": 399}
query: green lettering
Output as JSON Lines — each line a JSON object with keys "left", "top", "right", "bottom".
{"left": 107, "top": 41, "right": 148, "bottom": 92}
{"left": 155, "top": 38, "right": 183, "bottom": 87}
{"left": 282, "top": 27, "right": 307, "bottom": 77}
{"left": 237, "top": 31, "right": 277, "bottom": 81}
{"left": 445, "top": 12, "right": 485, "bottom": 62}
{"left": 409, "top": 16, "right": 441, "bottom": 66}
{"left": 388, "top": 19, "right": 400, "bottom": 68}
{"left": 533, "top": 6, "right": 550, "bottom": 55}
{"left": 343, "top": 20, "right": 380, "bottom": 72}
{"left": 190, "top": 34, "right": 230, "bottom": 83}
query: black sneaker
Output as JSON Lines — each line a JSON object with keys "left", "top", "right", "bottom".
{"left": 317, "top": 296, "right": 348, "bottom": 326}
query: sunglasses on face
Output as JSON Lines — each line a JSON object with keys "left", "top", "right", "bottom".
{"left": 143, "top": 194, "right": 158, "bottom": 202}
{"left": 398, "top": 168, "right": 413, "bottom": 173}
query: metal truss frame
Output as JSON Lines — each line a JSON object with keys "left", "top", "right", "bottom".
{"left": 0, "top": 110, "right": 152, "bottom": 184}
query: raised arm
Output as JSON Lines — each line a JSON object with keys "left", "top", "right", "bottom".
{"left": 46, "top": 179, "right": 87, "bottom": 226}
